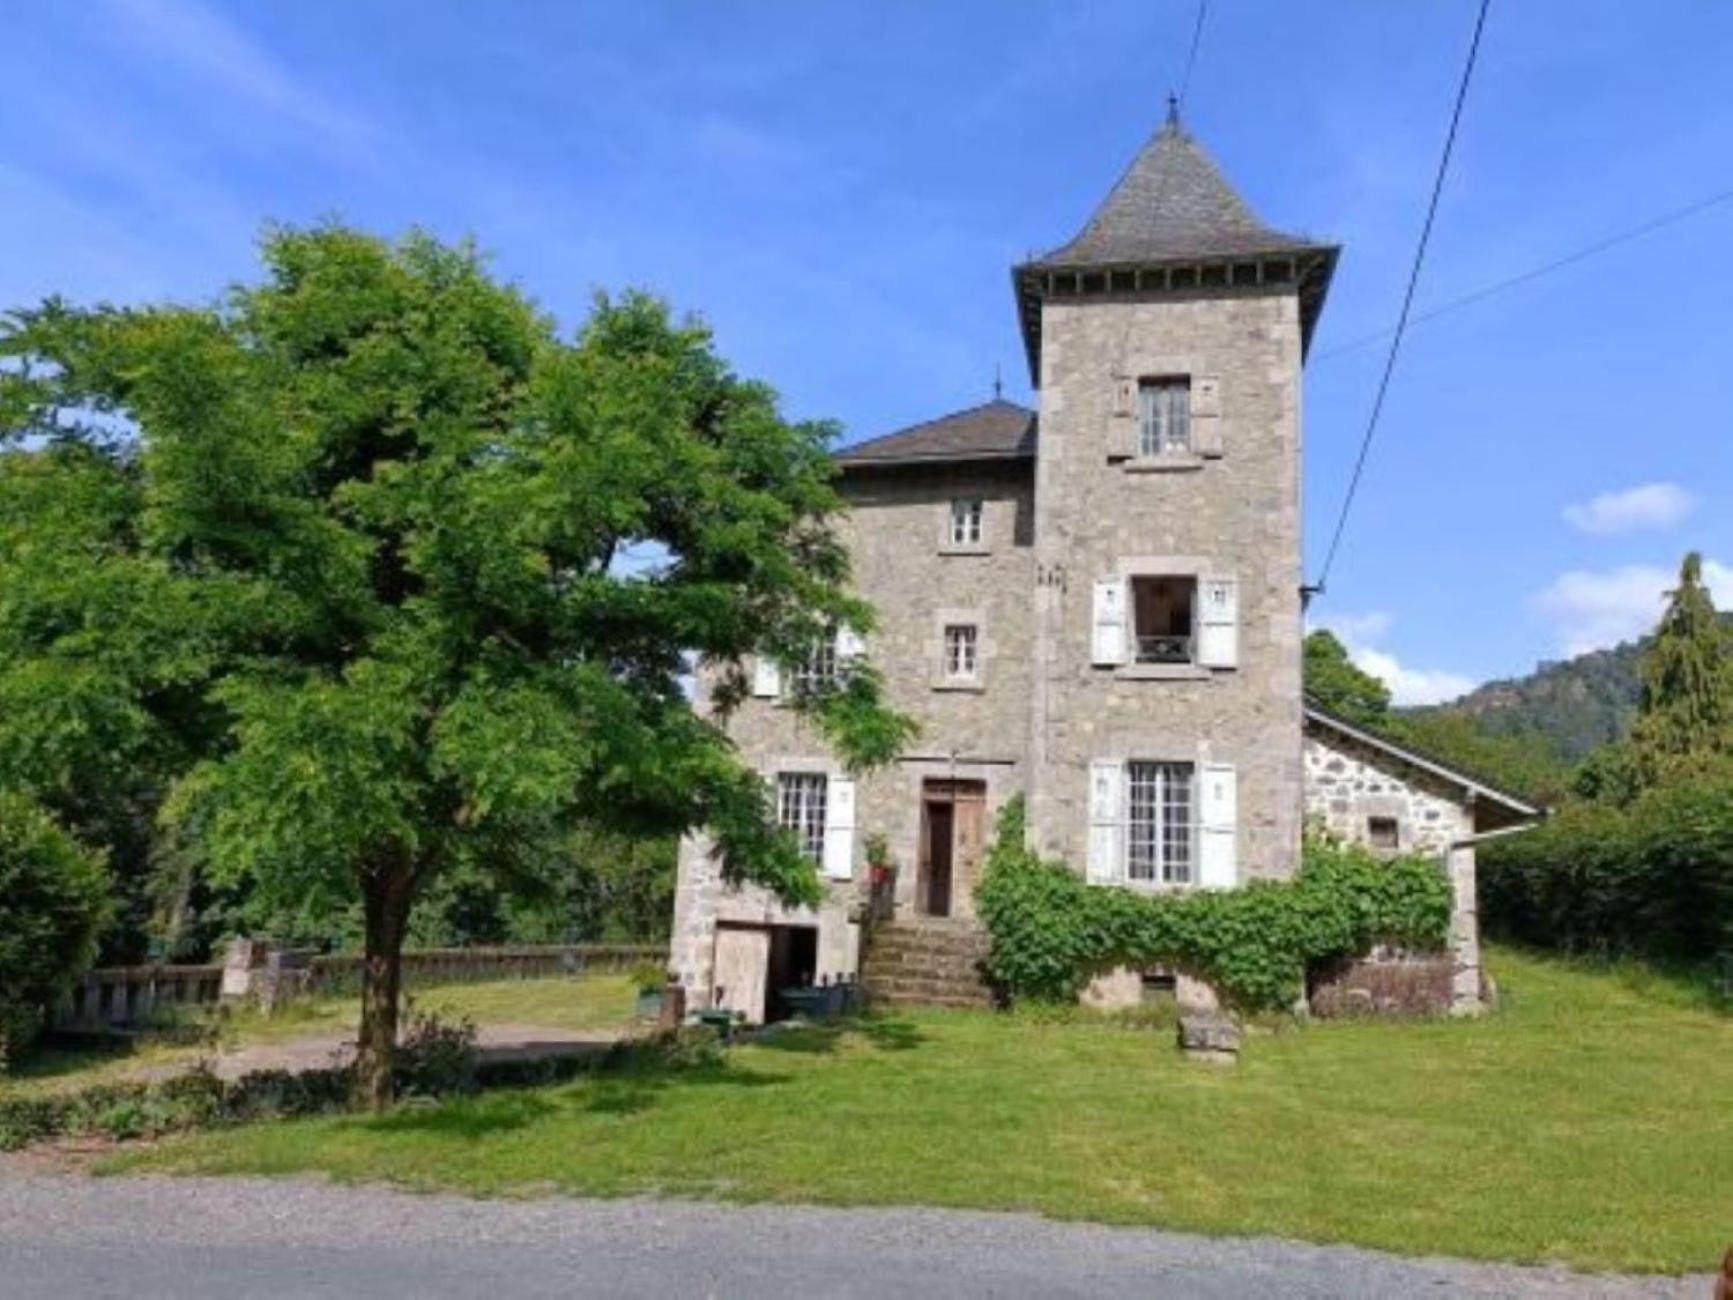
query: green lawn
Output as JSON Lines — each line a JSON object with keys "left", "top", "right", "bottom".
{"left": 107, "top": 949, "right": 1732, "bottom": 1273}
{"left": 4, "top": 975, "right": 639, "bottom": 1098}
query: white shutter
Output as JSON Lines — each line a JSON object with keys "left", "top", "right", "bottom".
{"left": 835, "top": 625, "right": 865, "bottom": 662}
{"left": 1091, "top": 578, "right": 1127, "bottom": 666}
{"left": 1087, "top": 759, "right": 1123, "bottom": 885}
{"left": 1197, "top": 577, "right": 1239, "bottom": 668}
{"left": 822, "top": 776, "right": 856, "bottom": 880}
{"left": 751, "top": 656, "right": 782, "bottom": 697}
{"left": 1198, "top": 761, "right": 1237, "bottom": 889}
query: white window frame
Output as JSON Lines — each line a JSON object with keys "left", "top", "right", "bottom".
{"left": 790, "top": 636, "right": 837, "bottom": 695}
{"left": 948, "top": 497, "right": 984, "bottom": 547}
{"left": 1138, "top": 378, "right": 1192, "bottom": 457}
{"left": 1124, "top": 760, "right": 1195, "bottom": 886}
{"left": 942, "top": 623, "right": 979, "bottom": 681}
{"left": 776, "top": 771, "right": 829, "bottom": 864}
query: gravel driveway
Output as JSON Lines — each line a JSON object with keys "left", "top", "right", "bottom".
{"left": 0, "top": 1168, "right": 1711, "bottom": 1299}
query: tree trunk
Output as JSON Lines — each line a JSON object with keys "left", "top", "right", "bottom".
{"left": 357, "top": 868, "right": 411, "bottom": 1110}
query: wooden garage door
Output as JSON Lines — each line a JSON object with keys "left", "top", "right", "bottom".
{"left": 712, "top": 926, "right": 770, "bottom": 1024}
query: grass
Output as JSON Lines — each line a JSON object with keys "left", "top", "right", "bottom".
{"left": 2, "top": 974, "right": 638, "bottom": 1098}
{"left": 107, "top": 948, "right": 1731, "bottom": 1274}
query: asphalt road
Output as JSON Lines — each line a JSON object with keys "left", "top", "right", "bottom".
{"left": 0, "top": 1169, "right": 1710, "bottom": 1299}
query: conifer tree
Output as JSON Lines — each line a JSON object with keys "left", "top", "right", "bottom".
{"left": 1628, "top": 552, "right": 1733, "bottom": 784}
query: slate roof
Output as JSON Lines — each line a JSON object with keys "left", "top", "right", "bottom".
{"left": 833, "top": 399, "right": 1036, "bottom": 468}
{"left": 1031, "top": 120, "right": 1326, "bottom": 269}
{"left": 1012, "top": 116, "right": 1340, "bottom": 382}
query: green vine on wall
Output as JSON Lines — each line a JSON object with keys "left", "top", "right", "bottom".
{"left": 974, "top": 797, "right": 1452, "bottom": 1010}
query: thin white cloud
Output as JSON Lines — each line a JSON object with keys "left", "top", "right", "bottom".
{"left": 1310, "top": 610, "right": 1475, "bottom": 707}
{"left": 1530, "top": 559, "right": 1732, "bottom": 656}
{"left": 106, "top": 0, "right": 374, "bottom": 153}
{"left": 1562, "top": 482, "right": 1696, "bottom": 536}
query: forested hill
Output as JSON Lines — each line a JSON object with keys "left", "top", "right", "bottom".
{"left": 1408, "top": 612, "right": 1733, "bottom": 763}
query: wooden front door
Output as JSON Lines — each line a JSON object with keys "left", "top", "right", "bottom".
{"left": 919, "top": 780, "right": 987, "bottom": 918}
{"left": 712, "top": 925, "right": 770, "bottom": 1024}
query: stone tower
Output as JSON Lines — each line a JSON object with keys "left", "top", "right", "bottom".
{"left": 1013, "top": 109, "right": 1338, "bottom": 883}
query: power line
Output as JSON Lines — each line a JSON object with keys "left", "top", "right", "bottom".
{"left": 1312, "top": 0, "right": 1493, "bottom": 599}
{"left": 1315, "top": 185, "right": 1733, "bottom": 363}
{"left": 1177, "top": 0, "right": 1209, "bottom": 109}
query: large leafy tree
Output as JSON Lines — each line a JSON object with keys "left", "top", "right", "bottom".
{"left": 0, "top": 377, "right": 236, "bottom": 961}
{"left": 1628, "top": 551, "right": 1733, "bottom": 784}
{"left": 1302, "top": 629, "right": 1391, "bottom": 725}
{"left": 2, "top": 227, "right": 912, "bottom": 1104}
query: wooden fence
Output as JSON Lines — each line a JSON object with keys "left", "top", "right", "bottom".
{"left": 51, "top": 943, "right": 667, "bottom": 1032}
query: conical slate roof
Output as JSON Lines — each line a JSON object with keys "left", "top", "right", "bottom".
{"left": 1033, "top": 119, "right": 1322, "bottom": 267}
{"left": 1012, "top": 114, "right": 1339, "bottom": 382}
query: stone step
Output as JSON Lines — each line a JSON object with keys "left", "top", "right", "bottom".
{"left": 866, "top": 934, "right": 992, "bottom": 958}
{"left": 862, "top": 958, "right": 985, "bottom": 977}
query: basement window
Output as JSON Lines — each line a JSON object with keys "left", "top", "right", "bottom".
{"left": 1130, "top": 575, "right": 1195, "bottom": 665}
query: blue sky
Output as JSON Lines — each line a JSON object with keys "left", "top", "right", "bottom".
{"left": 5, "top": 1, "right": 1731, "bottom": 703}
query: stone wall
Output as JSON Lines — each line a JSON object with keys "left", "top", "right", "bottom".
{"left": 1302, "top": 726, "right": 1472, "bottom": 854}
{"left": 669, "top": 459, "right": 1036, "bottom": 1002}
{"left": 1026, "top": 288, "right": 1306, "bottom": 882}
{"left": 1302, "top": 720, "right": 1486, "bottom": 1014}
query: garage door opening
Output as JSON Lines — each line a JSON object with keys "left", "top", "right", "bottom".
{"left": 711, "top": 923, "right": 818, "bottom": 1025}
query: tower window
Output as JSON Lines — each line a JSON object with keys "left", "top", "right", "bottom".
{"left": 1130, "top": 575, "right": 1196, "bottom": 664}
{"left": 1126, "top": 761, "right": 1195, "bottom": 884}
{"left": 1138, "top": 378, "right": 1192, "bottom": 457}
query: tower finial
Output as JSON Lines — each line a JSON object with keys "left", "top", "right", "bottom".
{"left": 1165, "top": 92, "right": 1181, "bottom": 130}
{"left": 993, "top": 362, "right": 1003, "bottom": 401}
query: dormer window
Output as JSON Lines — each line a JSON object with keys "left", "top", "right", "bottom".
{"left": 949, "top": 498, "right": 984, "bottom": 547}
{"left": 1138, "top": 378, "right": 1191, "bottom": 457}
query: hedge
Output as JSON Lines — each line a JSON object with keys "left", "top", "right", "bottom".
{"left": 1481, "top": 769, "right": 1733, "bottom": 966}
{"left": 975, "top": 798, "right": 1452, "bottom": 1009}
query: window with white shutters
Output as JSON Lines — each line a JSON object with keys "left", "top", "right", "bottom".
{"left": 1137, "top": 378, "right": 1192, "bottom": 456}
{"left": 1125, "top": 761, "right": 1195, "bottom": 884}
{"left": 777, "top": 772, "right": 828, "bottom": 864}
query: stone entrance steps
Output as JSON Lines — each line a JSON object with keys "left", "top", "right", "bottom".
{"left": 861, "top": 918, "right": 997, "bottom": 1010}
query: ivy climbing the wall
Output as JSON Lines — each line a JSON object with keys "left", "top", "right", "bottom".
{"left": 974, "top": 797, "right": 1451, "bottom": 1009}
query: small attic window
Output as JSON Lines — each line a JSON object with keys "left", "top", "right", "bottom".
{"left": 1080, "top": 271, "right": 1106, "bottom": 294}
{"left": 1200, "top": 264, "right": 1228, "bottom": 287}
{"left": 1109, "top": 269, "right": 1135, "bottom": 293}
{"left": 1264, "top": 260, "right": 1293, "bottom": 284}
{"left": 1170, "top": 266, "right": 1198, "bottom": 289}
{"left": 1053, "top": 272, "right": 1079, "bottom": 296}
{"left": 1232, "top": 262, "right": 1259, "bottom": 286}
